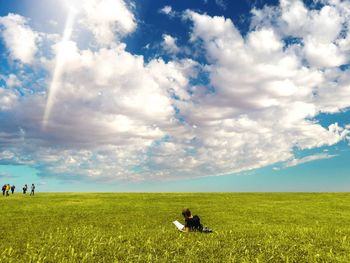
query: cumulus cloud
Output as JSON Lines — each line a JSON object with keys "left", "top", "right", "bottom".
{"left": 162, "top": 34, "right": 180, "bottom": 55}
{"left": 0, "top": 13, "right": 39, "bottom": 64}
{"left": 0, "top": 41, "right": 197, "bottom": 180}
{"left": 79, "top": 0, "right": 136, "bottom": 45}
{"left": 0, "top": 0, "right": 349, "bottom": 182}
{"left": 179, "top": 3, "right": 350, "bottom": 176}
{"left": 251, "top": 0, "right": 350, "bottom": 68}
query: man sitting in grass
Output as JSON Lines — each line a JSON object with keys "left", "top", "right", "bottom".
{"left": 181, "top": 208, "right": 212, "bottom": 233}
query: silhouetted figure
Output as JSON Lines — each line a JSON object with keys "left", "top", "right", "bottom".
{"left": 30, "top": 184, "right": 35, "bottom": 196}
{"left": 2, "top": 184, "right": 5, "bottom": 196}
{"left": 11, "top": 185, "right": 15, "bottom": 194}
{"left": 23, "top": 184, "right": 28, "bottom": 194}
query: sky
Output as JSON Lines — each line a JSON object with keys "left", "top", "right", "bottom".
{"left": 0, "top": 0, "right": 350, "bottom": 192}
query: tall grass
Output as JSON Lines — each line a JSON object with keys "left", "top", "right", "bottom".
{"left": 1, "top": 193, "right": 350, "bottom": 262}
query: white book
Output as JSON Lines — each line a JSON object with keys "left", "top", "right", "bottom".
{"left": 173, "top": 220, "right": 184, "bottom": 231}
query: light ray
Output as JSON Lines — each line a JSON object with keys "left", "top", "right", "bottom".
{"left": 42, "top": 6, "right": 77, "bottom": 129}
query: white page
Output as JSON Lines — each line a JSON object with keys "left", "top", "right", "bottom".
{"left": 173, "top": 220, "right": 184, "bottom": 231}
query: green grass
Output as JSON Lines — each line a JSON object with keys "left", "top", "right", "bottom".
{"left": 1, "top": 193, "right": 350, "bottom": 262}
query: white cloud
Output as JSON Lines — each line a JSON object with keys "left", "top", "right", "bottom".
{"left": 0, "top": 89, "right": 17, "bottom": 111}
{"left": 180, "top": 6, "right": 350, "bottom": 177}
{"left": 162, "top": 34, "right": 180, "bottom": 55}
{"left": 159, "top": 5, "right": 173, "bottom": 16}
{"left": 0, "top": 13, "right": 39, "bottom": 64}
{"left": 303, "top": 41, "right": 347, "bottom": 67}
{"left": 285, "top": 153, "right": 337, "bottom": 168}
{"left": 0, "top": 41, "right": 197, "bottom": 180}
{"left": 252, "top": 0, "right": 350, "bottom": 68}
{"left": 5, "top": 74, "right": 21, "bottom": 88}
{"left": 0, "top": 150, "right": 15, "bottom": 160}
{"left": 0, "top": 0, "right": 350, "bottom": 182}
{"left": 247, "top": 28, "right": 283, "bottom": 54}
{"left": 80, "top": 0, "right": 136, "bottom": 45}
{"left": 41, "top": 42, "right": 195, "bottom": 139}
{"left": 280, "top": 0, "right": 308, "bottom": 35}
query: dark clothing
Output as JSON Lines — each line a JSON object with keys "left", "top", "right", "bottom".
{"left": 30, "top": 185, "right": 35, "bottom": 196}
{"left": 185, "top": 215, "right": 213, "bottom": 233}
{"left": 11, "top": 186, "right": 15, "bottom": 194}
{"left": 185, "top": 215, "right": 203, "bottom": 232}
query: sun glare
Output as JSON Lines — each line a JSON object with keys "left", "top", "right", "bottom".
{"left": 42, "top": 1, "right": 80, "bottom": 129}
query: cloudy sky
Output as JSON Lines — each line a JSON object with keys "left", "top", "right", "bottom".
{"left": 0, "top": 0, "right": 350, "bottom": 192}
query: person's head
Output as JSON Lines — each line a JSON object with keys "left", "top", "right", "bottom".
{"left": 182, "top": 208, "right": 192, "bottom": 218}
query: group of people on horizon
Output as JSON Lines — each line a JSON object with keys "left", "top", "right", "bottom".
{"left": 23, "top": 184, "right": 35, "bottom": 195}
{"left": 1, "top": 184, "right": 15, "bottom": 196}
{"left": 2, "top": 184, "right": 35, "bottom": 196}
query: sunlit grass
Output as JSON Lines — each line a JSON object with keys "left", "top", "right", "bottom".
{"left": 1, "top": 193, "right": 350, "bottom": 262}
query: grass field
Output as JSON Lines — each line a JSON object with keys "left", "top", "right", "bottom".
{"left": 1, "top": 193, "right": 350, "bottom": 262}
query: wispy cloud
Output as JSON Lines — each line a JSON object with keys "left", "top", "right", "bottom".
{"left": 0, "top": 172, "right": 19, "bottom": 179}
{"left": 215, "top": 0, "right": 227, "bottom": 10}
{"left": 159, "top": 5, "right": 173, "bottom": 16}
{"left": 285, "top": 153, "right": 338, "bottom": 168}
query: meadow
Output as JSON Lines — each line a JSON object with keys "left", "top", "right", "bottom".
{"left": 1, "top": 193, "right": 350, "bottom": 262}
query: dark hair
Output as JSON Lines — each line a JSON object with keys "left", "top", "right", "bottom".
{"left": 182, "top": 208, "right": 192, "bottom": 218}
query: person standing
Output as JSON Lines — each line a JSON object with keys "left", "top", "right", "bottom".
{"left": 30, "top": 184, "right": 35, "bottom": 196}
{"left": 23, "top": 184, "right": 28, "bottom": 194}
{"left": 11, "top": 185, "right": 15, "bottom": 194}
{"left": 5, "top": 184, "right": 10, "bottom": 196}
{"left": 2, "top": 184, "right": 6, "bottom": 196}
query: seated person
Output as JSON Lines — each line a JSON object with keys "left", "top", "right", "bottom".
{"left": 181, "top": 208, "right": 212, "bottom": 233}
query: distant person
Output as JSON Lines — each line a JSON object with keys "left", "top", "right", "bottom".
{"left": 5, "top": 184, "right": 10, "bottom": 196}
{"left": 23, "top": 184, "right": 28, "bottom": 194}
{"left": 11, "top": 185, "right": 15, "bottom": 194}
{"left": 30, "top": 184, "right": 35, "bottom": 196}
{"left": 181, "top": 208, "right": 212, "bottom": 233}
{"left": 2, "top": 184, "right": 5, "bottom": 196}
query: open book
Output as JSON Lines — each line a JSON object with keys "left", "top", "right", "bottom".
{"left": 173, "top": 220, "right": 184, "bottom": 231}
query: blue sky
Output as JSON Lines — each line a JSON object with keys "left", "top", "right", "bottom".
{"left": 0, "top": 0, "right": 350, "bottom": 192}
